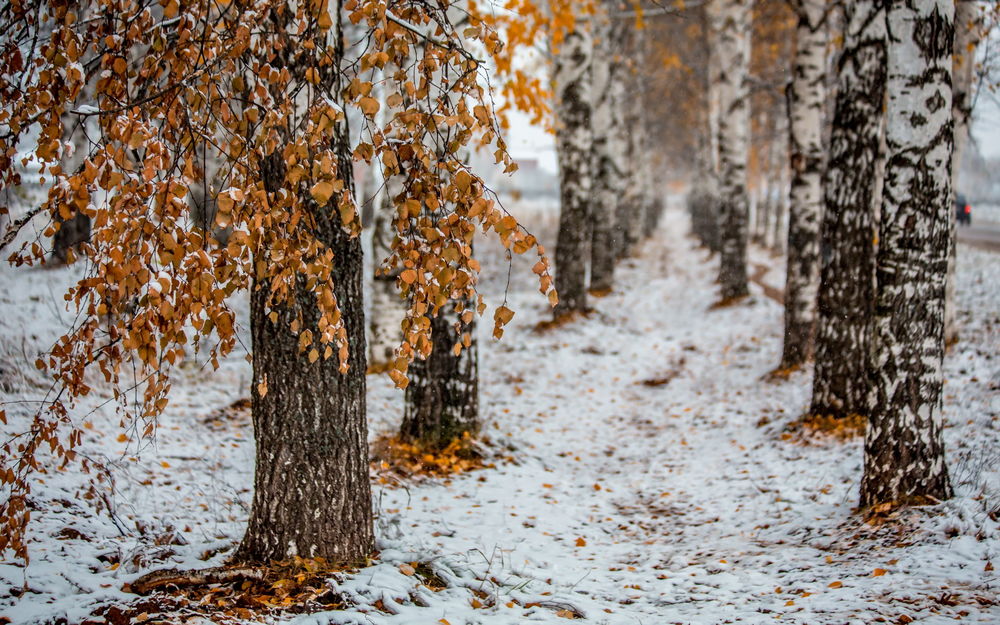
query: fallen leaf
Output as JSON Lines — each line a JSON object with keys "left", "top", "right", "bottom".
{"left": 828, "top": 581, "right": 843, "bottom": 589}
{"left": 575, "top": 537, "right": 586, "bottom": 547}
{"left": 873, "top": 568, "right": 888, "bottom": 577}
{"left": 399, "top": 563, "right": 415, "bottom": 576}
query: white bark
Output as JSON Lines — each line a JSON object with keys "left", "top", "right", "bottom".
{"left": 711, "top": 0, "right": 751, "bottom": 300}
{"left": 779, "top": 0, "right": 829, "bottom": 368}
{"left": 590, "top": 9, "right": 625, "bottom": 292}
{"left": 553, "top": 24, "right": 594, "bottom": 314}
{"left": 862, "top": 0, "right": 954, "bottom": 508}
{"left": 369, "top": 174, "right": 406, "bottom": 367}
{"left": 945, "top": 0, "right": 981, "bottom": 345}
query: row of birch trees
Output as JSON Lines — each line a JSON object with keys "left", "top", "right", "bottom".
{"left": 687, "top": 0, "right": 987, "bottom": 510}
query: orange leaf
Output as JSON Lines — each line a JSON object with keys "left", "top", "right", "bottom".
{"left": 400, "top": 269, "right": 417, "bottom": 285}
{"left": 873, "top": 568, "right": 887, "bottom": 577}
{"left": 575, "top": 537, "right": 586, "bottom": 547}
{"left": 828, "top": 581, "right": 843, "bottom": 588}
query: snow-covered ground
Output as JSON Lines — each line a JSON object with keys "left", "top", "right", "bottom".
{"left": 1, "top": 200, "right": 998, "bottom": 624}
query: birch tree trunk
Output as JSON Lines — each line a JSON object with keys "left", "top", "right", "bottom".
{"left": 553, "top": 25, "right": 594, "bottom": 316}
{"left": 945, "top": 0, "right": 980, "bottom": 346}
{"left": 712, "top": 0, "right": 751, "bottom": 300}
{"left": 589, "top": 9, "right": 623, "bottom": 294}
{"left": 779, "top": 0, "right": 828, "bottom": 370}
{"left": 690, "top": 3, "right": 722, "bottom": 254}
{"left": 861, "top": 0, "right": 954, "bottom": 509}
{"left": 369, "top": 175, "right": 406, "bottom": 368}
{"left": 809, "top": 0, "right": 885, "bottom": 420}
{"left": 237, "top": 2, "right": 373, "bottom": 564}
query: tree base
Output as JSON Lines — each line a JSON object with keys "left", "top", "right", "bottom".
{"left": 534, "top": 309, "right": 593, "bottom": 333}
{"left": 782, "top": 413, "right": 866, "bottom": 442}
{"left": 708, "top": 294, "right": 750, "bottom": 310}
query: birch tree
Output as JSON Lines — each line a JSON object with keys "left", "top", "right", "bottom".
{"left": 711, "top": 0, "right": 752, "bottom": 301}
{"left": 945, "top": 0, "right": 982, "bottom": 345}
{"left": 810, "top": 0, "right": 886, "bottom": 421}
{"left": 778, "top": 0, "right": 829, "bottom": 370}
{"left": 369, "top": 175, "right": 408, "bottom": 368}
{"left": 861, "top": 0, "right": 954, "bottom": 509}
{"left": 589, "top": 11, "right": 617, "bottom": 293}
{"left": 553, "top": 23, "right": 594, "bottom": 316}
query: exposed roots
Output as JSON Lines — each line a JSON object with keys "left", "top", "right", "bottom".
{"left": 108, "top": 558, "right": 354, "bottom": 623}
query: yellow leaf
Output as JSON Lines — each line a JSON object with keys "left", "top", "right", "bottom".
{"left": 311, "top": 181, "right": 335, "bottom": 206}
{"left": 828, "top": 581, "right": 843, "bottom": 589}
{"left": 317, "top": 10, "right": 332, "bottom": 30}
{"left": 455, "top": 170, "right": 472, "bottom": 192}
{"left": 400, "top": 269, "right": 417, "bottom": 284}
{"left": 494, "top": 305, "right": 514, "bottom": 325}
{"left": 308, "top": 349, "right": 319, "bottom": 363}
{"left": 360, "top": 97, "right": 380, "bottom": 117}
{"left": 258, "top": 379, "right": 268, "bottom": 397}
{"left": 160, "top": 461, "right": 170, "bottom": 469}
{"left": 117, "top": 433, "right": 128, "bottom": 443}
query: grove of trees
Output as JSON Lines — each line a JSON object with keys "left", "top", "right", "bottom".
{"left": 0, "top": 0, "right": 995, "bottom": 605}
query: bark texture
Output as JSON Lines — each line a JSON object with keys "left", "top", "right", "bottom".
{"left": 810, "top": 0, "right": 885, "bottom": 420}
{"left": 590, "top": 12, "right": 624, "bottom": 292}
{"left": 239, "top": 150, "right": 373, "bottom": 563}
{"left": 690, "top": 5, "right": 721, "bottom": 253}
{"left": 712, "top": 0, "right": 751, "bottom": 300}
{"left": 945, "top": 0, "right": 980, "bottom": 345}
{"left": 860, "top": 0, "right": 954, "bottom": 509}
{"left": 236, "top": 3, "right": 373, "bottom": 564}
{"left": 553, "top": 26, "right": 594, "bottom": 315}
{"left": 369, "top": 175, "right": 406, "bottom": 367}
{"left": 780, "top": 0, "right": 828, "bottom": 369}
{"left": 401, "top": 304, "right": 479, "bottom": 449}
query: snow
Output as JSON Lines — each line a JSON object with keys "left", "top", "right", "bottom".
{"left": 1, "top": 198, "right": 998, "bottom": 624}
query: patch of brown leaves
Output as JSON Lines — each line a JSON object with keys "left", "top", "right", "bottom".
{"left": 708, "top": 294, "right": 750, "bottom": 310}
{"left": 370, "top": 432, "right": 498, "bottom": 484}
{"left": 533, "top": 310, "right": 591, "bottom": 333}
{"left": 782, "top": 413, "right": 866, "bottom": 444}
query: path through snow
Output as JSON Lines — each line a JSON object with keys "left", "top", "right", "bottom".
{"left": 1, "top": 202, "right": 998, "bottom": 624}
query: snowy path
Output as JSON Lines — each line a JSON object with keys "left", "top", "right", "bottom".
{"left": 363, "top": 206, "right": 999, "bottom": 625}
{"left": 2, "top": 203, "right": 998, "bottom": 624}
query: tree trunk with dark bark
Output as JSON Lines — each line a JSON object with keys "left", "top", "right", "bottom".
{"left": 779, "top": 0, "right": 828, "bottom": 370}
{"left": 553, "top": 25, "right": 594, "bottom": 316}
{"left": 236, "top": 2, "right": 373, "bottom": 564}
{"left": 401, "top": 303, "right": 479, "bottom": 449}
{"left": 809, "top": 0, "right": 885, "bottom": 420}
{"left": 860, "top": 0, "right": 954, "bottom": 509}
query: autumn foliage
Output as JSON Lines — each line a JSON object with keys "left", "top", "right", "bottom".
{"left": 0, "top": 0, "right": 557, "bottom": 561}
